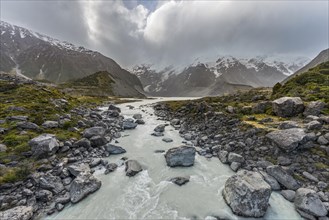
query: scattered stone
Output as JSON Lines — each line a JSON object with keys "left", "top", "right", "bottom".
{"left": 165, "top": 146, "right": 196, "bottom": 167}
{"left": 162, "top": 138, "right": 173, "bottom": 143}
{"left": 6, "top": 115, "right": 28, "bottom": 121}
{"left": 272, "top": 97, "right": 304, "bottom": 117}
{"left": 83, "top": 127, "right": 105, "bottom": 139}
{"left": 277, "top": 156, "right": 292, "bottom": 166}
{"left": 125, "top": 160, "right": 143, "bottom": 177}
{"left": 17, "top": 121, "right": 40, "bottom": 131}
{"left": 151, "top": 132, "right": 164, "bottom": 137}
{"left": 223, "top": 170, "right": 271, "bottom": 217}
{"left": 35, "top": 189, "right": 53, "bottom": 202}
{"left": 90, "top": 135, "right": 107, "bottom": 147}
{"left": 278, "top": 121, "right": 299, "bottom": 130}
{"left": 70, "top": 172, "right": 102, "bottom": 203}
{"left": 55, "top": 203, "right": 64, "bottom": 211}
{"left": 104, "top": 143, "right": 126, "bottom": 155}
{"left": 281, "top": 190, "right": 295, "bottom": 202}
{"left": 42, "top": 121, "right": 59, "bottom": 129}
{"left": 218, "top": 151, "right": 229, "bottom": 164}
{"left": 104, "top": 163, "right": 118, "bottom": 174}
{"left": 302, "top": 172, "right": 319, "bottom": 182}
{"left": 133, "top": 114, "right": 142, "bottom": 119}
{"left": 67, "top": 163, "right": 91, "bottom": 177}
{"left": 123, "top": 119, "right": 138, "bottom": 129}
{"left": 154, "top": 124, "right": 166, "bottom": 132}
{"left": 227, "top": 152, "right": 245, "bottom": 164}
{"left": 230, "top": 162, "right": 241, "bottom": 172}
{"left": 154, "top": 150, "right": 165, "bottom": 153}
{"left": 294, "top": 188, "right": 328, "bottom": 217}
{"left": 29, "top": 134, "right": 59, "bottom": 159}
{"left": 170, "top": 176, "right": 190, "bottom": 186}
{"left": 39, "top": 173, "right": 65, "bottom": 194}
{"left": 259, "top": 171, "right": 281, "bottom": 191}
{"left": 0, "top": 144, "right": 7, "bottom": 152}
{"left": 135, "top": 119, "right": 145, "bottom": 124}
{"left": 303, "top": 101, "right": 327, "bottom": 116}
{"left": 108, "top": 104, "right": 121, "bottom": 112}
{"left": 305, "top": 121, "right": 322, "bottom": 130}
{"left": 266, "top": 165, "right": 300, "bottom": 190}
{"left": 0, "top": 206, "right": 33, "bottom": 220}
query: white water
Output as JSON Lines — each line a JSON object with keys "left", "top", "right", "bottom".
{"left": 48, "top": 98, "right": 301, "bottom": 220}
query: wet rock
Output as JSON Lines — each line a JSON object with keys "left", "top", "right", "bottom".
{"left": 151, "top": 132, "right": 164, "bottom": 137}
{"left": 125, "top": 160, "right": 142, "bottom": 177}
{"left": 108, "top": 104, "right": 121, "bottom": 112}
{"left": 70, "top": 172, "right": 102, "bottom": 203}
{"left": 133, "top": 114, "right": 142, "bottom": 119}
{"left": 135, "top": 119, "right": 145, "bottom": 124}
{"left": 295, "top": 188, "right": 328, "bottom": 217}
{"left": 154, "top": 124, "right": 166, "bottom": 132}
{"left": 104, "top": 163, "right": 118, "bottom": 174}
{"left": 89, "top": 158, "right": 102, "bottom": 168}
{"left": 165, "top": 146, "right": 196, "bottom": 167}
{"left": 266, "top": 128, "right": 313, "bottom": 152}
{"left": 223, "top": 170, "right": 271, "bottom": 217}
{"left": 170, "top": 119, "right": 180, "bottom": 126}
{"left": 183, "top": 133, "right": 194, "bottom": 141}
{"left": 281, "top": 190, "right": 295, "bottom": 202}
{"left": 272, "top": 97, "right": 304, "bottom": 117}
{"left": 104, "top": 143, "right": 126, "bottom": 155}
{"left": 123, "top": 119, "right": 138, "bottom": 129}
{"left": 162, "top": 138, "right": 173, "bottom": 143}
{"left": 56, "top": 203, "right": 64, "bottom": 211}
{"left": 266, "top": 165, "right": 300, "bottom": 190}
{"left": 67, "top": 163, "right": 91, "bottom": 177}
{"left": 83, "top": 127, "right": 105, "bottom": 139}
{"left": 0, "top": 206, "right": 33, "bottom": 220}
{"left": 230, "top": 162, "right": 241, "bottom": 172}
{"left": 170, "top": 176, "right": 190, "bottom": 186}
{"left": 303, "top": 101, "right": 327, "bottom": 116}
{"left": 55, "top": 192, "right": 71, "bottom": 204}
{"left": 29, "top": 134, "right": 59, "bottom": 159}
{"left": 90, "top": 135, "right": 107, "bottom": 147}
{"left": 218, "top": 150, "right": 229, "bottom": 164}
{"left": 42, "top": 121, "right": 59, "bottom": 129}
{"left": 154, "top": 150, "right": 165, "bottom": 153}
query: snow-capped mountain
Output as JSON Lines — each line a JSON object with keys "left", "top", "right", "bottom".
{"left": 132, "top": 55, "right": 310, "bottom": 97}
{"left": 0, "top": 21, "right": 144, "bottom": 97}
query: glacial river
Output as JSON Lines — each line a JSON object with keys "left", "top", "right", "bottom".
{"left": 49, "top": 97, "right": 301, "bottom": 220}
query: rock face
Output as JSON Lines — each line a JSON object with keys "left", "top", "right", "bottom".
{"left": 0, "top": 206, "right": 33, "bottom": 220}
{"left": 272, "top": 97, "right": 305, "bottom": 117}
{"left": 266, "top": 128, "right": 312, "bottom": 152}
{"left": 294, "top": 188, "right": 328, "bottom": 217}
{"left": 70, "top": 172, "right": 102, "bottom": 203}
{"left": 29, "top": 134, "right": 59, "bottom": 158}
{"left": 104, "top": 144, "right": 126, "bottom": 154}
{"left": 266, "top": 165, "right": 300, "bottom": 190}
{"left": 165, "top": 146, "right": 196, "bottom": 167}
{"left": 125, "top": 160, "right": 142, "bottom": 177}
{"left": 83, "top": 127, "right": 105, "bottom": 139}
{"left": 223, "top": 170, "right": 271, "bottom": 217}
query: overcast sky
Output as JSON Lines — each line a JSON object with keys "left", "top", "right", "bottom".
{"left": 1, "top": 0, "right": 328, "bottom": 68}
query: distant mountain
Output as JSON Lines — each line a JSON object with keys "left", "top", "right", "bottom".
{"left": 0, "top": 21, "right": 144, "bottom": 97}
{"left": 133, "top": 55, "right": 309, "bottom": 97}
{"left": 282, "top": 49, "right": 329, "bottom": 83}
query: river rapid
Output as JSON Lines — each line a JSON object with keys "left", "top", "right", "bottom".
{"left": 48, "top": 97, "right": 301, "bottom": 220}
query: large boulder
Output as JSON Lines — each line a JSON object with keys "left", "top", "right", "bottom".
{"left": 123, "top": 119, "right": 138, "bottom": 130}
{"left": 39, "top": 173, "right": 65, "bottom": 194}
{"left": 272, "top": 97, "right": 304, "bottom": 117}
{"left": 266, "top": 128, "right": 313, "bottom": 152}
{"left": 104, "top": 143, "right": 126, "bottom": 155}
{"left": 83, "top": 127, "right": 105, "bottom": 139}
{"left": 165, "top": 146, "right": 196, "bottom": 167}
{"left": 0, "top": 206, "right": 33, "bottom": 220}
{"left": 125, "top": 160, "right": 142, "bottom": 177}
{"left": 29, "top": 134, "right": 59, "bottom": 159}
{"left": 68, "top": 163, "right": 91, "bottom": 177}
{"left": 154, "top": 124, "right": 166, "bottom": 132}
{"left": 227, "top": 152, "right": 245, "bottom": 164}
{"left": 17, "top": 121, "right": 40, "bottom": 131}
{"left": 223, "top": 170, "right": 271, "bottom": 217}
{"left": 303, "top": 101, "right": 327, "bottom": 116}
{"left": 294, "top": 188, "right": 328, "bottom": 217}
{"left": 108, "top": 104, "right": 121, "bottom": 112}
{"left": 266, "top": 165, "right": 300, "bottom": 190}
{"left": 70, "top": 172, "right": 102, "bottom": 203}
{"left": 42, "top": 121, "right": 59, "bottom": 129}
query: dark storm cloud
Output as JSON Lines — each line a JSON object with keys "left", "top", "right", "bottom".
{"left": 1, "top": 0, "right": 328, "bottom": 67}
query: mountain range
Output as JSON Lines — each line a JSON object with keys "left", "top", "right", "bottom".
{"left": 132, "top": 55, "right": 310, "bottom": 97}
{"left": 0, "top": 21, "right": 144, "bottom": 97}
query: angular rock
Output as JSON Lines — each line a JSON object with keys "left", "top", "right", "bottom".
{"left": 0, "top": 206, "right": 33, "bottom": 220}
{"left": 125, "top": 160, "right": 142, "bottom": 177}
{"left": 154, "top": 124, "right": 166, "bottom": 132}
{"left": 108, "top": 104, "right": 121, "bottom": 112}
{"left": 104, "top": 163, "right": 118, "bottom": 174}
{"left": 266, "top": 128, "right": 312, "bottom": 152}
{"left": 305, "top": 121, "right": 322, "bottom": 130}
{"left": 29, "top": 134, "right": 59, "bottom": 159}
{"left": 295, "top": 188, "right": 328, "bottom": 217}
{"left": 151, "top": 132, "right": 164, "bottom": 137}
{"left": 259, "top": 170, "right": 281, "bottom": 191}
{"left": 303, "top": 101, "right": 327, "bottom": 116}
{"left": 0, "top": 144, "right": 7, "bottom": 152}
{"left": 123, "top": 120, "right": 138, "bottom": 129}
{"left": 42, "top": 121, "right": 59, "bottom": 129}
{"left": 70, "top": 172, "right": 102, "bottom": 203}
{"left": 135, "top": 119, "right": 145, "bottom": 124}
{"left": 218, "top": 150, "right": 229, "bottom": 164}
{"left": 277, "top": 156, "right": 292, "bottom": 166}
{"left": 278, "top": 121, "right": 299, "bottom": 130}
{"left": 67, "top": 163, "right": 91, "bottom": 177}
{"left": 17, "top": 121, "right": 40, "bottom": 131}
{"left": 133, "top": 114, "right": 142, "bottom": 120}
{"left": 302, "top": 172, "right": 319, "bottom": 182}
{"left": 228, "top": 152, "right": 245, "bottom": 164}
{"left": 281, "top": 190, "right": 295, "bottom": 202}
{"left": 39, "top": 173, "right": 65, "bottom": 194}
{"left": 272, "top": 97, "right": 304, "bottom": 117}
{"left": 230, "top": 162, "right": 241, "bottom": 172}
{"left": 162, "top": 138, "right": 173, "bottom": 143}
{"left": 83, "top": 127, "right": 105, "bottom": 139}
{"left": 266, "top": 165, "right": 300, "bottom": 190}
{"left": 223, "top": 170, "right": 271, "bottom": 217}
{"left": 35, "top": 189, "right": 53, "bottom": 202}
{"left": 170, "top": 176, "right": 190, "bottom": 186}
{"left": 74, "top": 138, "right": 91, "bottom": 149}
{"left": 104, "top": 143, "right": 126, "bottom": 155}
{"left": 165, "top": 146, "right": 196, "bottom": 167}
{"left": 90, "top": 135, "right": 107, "bottom": 147}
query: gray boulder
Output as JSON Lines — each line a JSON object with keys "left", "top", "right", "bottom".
{"left": 108, "top": 104, "right": 121, "bottom": 112}
{"left": 133, "top": 114, "right": 142, "bottom": 119}
{"left": 272, "top": 97, "right": 304, "bottom": 117}
{"left": 17, "top": 121, "right": 40, "bottom": 130}
{"left": 303, "top": 101, "right": 327, "bottom": 116}
{"left": 104, "top": 143, "right": 126, "bottom": 154}
{"left": 123, "top": 120, "right": 138, "bottom": 129}
{"left": 0, "top": 144, "right": 7, "bottom": 152}
{"left": 294, "top": 188, "right": 328, "bottom": 217}
{"left": 39, "top": 173, "right": 65, "bottom": 194}
{"left": 154, "top": 124, "right": 166, "bottom": 132}
{"left": 218, "top": 150, "right": 229, "bottom": 164}
{"left": 68, "top": 163, "right": 91, "bottom": 177}
{"left": 0, "top": 206, "right": 33, "bottom": 220}
{"left": 90, "top": 135, "right": 107, "bottom": 147}
{"left": 165, "top": 146, "right": 196, "bottom": 167}
{"left": 266, "top": 128, "right": 313, "bottom": 152}
{"left": 151, "top": 132, "right": 164, "bottom": 137}
{"left": 228, "top": 152, "right": 245, "bottom": 164}
{"left": 135, "top": 119, "right": 145, "bottom": 124}
{"left": 305, "top": 121, "right": 322, "bottom": 130}
{"left": 74, "top": 138, "right": 91, "bottom": 149}
{"left": 281, "top": 190, "right": 295, "bottom": 202}
{"left": 266, "top": 165, "right": 300, "bottom": 190}
{"left": 42, "top": 121, "right": 59, "bottom": 129}
{"left": 70, "top": 172, "right": 102, "bottom": 203}
{"left": 36, "top": 189, "right": 53, "bottom": 202}
{"left": 223, "top": 170, "right": 271, "bottom": 217}
{"left": 125, "top": 160, "right": 143, "bottom": 177}
{"left": 83, "top": 127, "right": 105, "bottom": 139}
{"left": 259, "top": 170, "right": 281, "bottom": 191}
{"left": 230, "top": 162, "right": 241, "bottom": 172}
{"left": 170, "top": 176, "right": 190, "bottom": 186}
{"left": 29, "top": 134, "right": 59, "bottom": 159}
{"left": 278, "top": 121, "right": 299, "bottom": 130}
{"left": 162, "top": 138, "right": 173, "bottom": 143}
